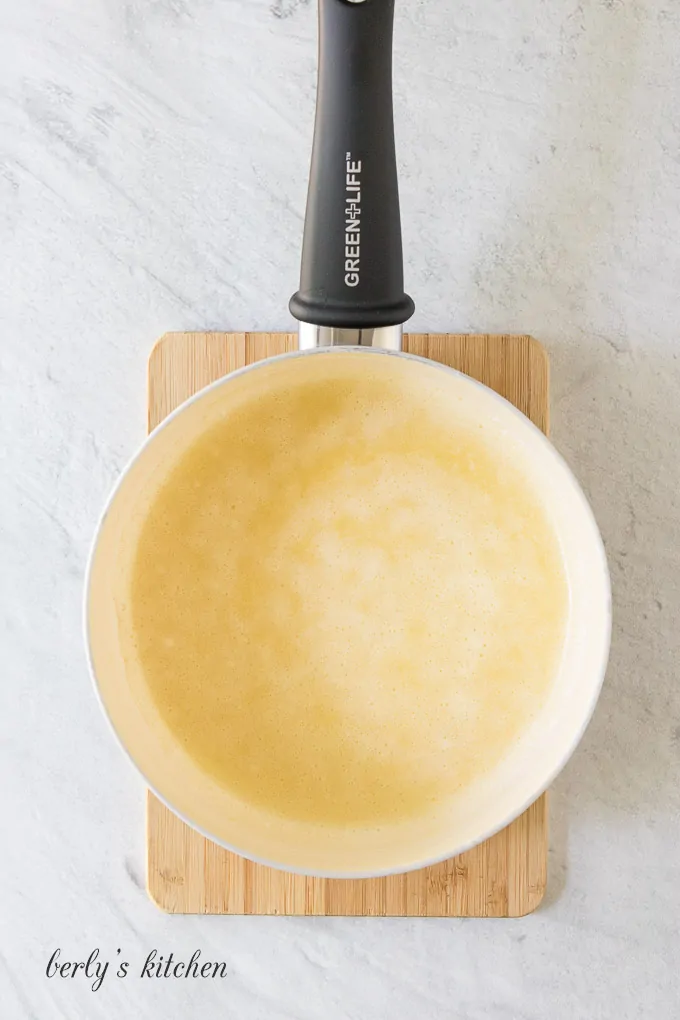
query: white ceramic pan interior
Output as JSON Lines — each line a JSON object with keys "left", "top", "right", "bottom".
{"left": 86, "top": 347, "right": 611, "bottom": 877}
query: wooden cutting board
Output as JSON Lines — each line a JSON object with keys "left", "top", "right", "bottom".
{"left": 146, "top": 331, "right": 549, "bottom": 916}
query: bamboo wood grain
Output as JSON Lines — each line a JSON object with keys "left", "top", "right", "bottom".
{"left": 146, "top": 332, "right": 549, "bottom": 916}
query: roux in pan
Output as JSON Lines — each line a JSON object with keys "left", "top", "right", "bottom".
{"left": 130, "top": 356, "right": 568, "bottom": 827}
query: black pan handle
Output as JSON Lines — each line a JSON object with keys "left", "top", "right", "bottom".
{"left": 289, "top": 0, "right": 414, "bottom": 330}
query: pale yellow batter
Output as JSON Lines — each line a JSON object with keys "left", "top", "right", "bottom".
{"left": 130, "top": 356, "right": 567, "bottom": 827}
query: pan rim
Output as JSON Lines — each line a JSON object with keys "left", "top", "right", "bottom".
{"left": 84, "top": 344, "right": 612, "bottom": 879}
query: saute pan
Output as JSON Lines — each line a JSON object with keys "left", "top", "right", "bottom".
{"left": 86, "top": 0, "right": 611, "bottom": 877}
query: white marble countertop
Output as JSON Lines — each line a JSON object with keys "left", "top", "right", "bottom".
{"left": 2, "top": 0, "right": 679, "bottom": 1016}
